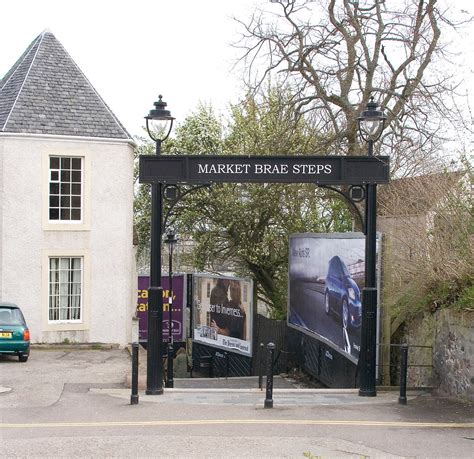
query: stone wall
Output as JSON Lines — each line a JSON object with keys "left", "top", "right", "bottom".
{"left": 433, "top": 309, "right": 474, "bottom": 401}
{"left": 403, "top": 309, "right": 474, "bottom": 401}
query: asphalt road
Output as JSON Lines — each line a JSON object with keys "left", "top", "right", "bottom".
{"left": 289, "top": 282, "right": 360, "bottom": 359}
{"left": 1, "top": 348, "right": 473, "bottom": 458}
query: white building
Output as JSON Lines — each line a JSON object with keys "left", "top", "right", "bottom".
{"left": 0, "top": 31, "right": 136, "bottom": 345}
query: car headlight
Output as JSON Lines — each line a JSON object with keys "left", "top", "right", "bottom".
{"left": 348, "top": 287, "right": 356, "bottom": 301}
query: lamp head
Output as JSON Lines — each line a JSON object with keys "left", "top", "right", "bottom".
{"left": 145, "top": 95, "right": 175, "bottom": 142}
{"left": 357, "top": 97, "right": 387, "bottom": 142}
{"left": 165, "top": 229, "right": 178, "bottom": 247}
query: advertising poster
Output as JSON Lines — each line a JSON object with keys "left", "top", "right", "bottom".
{"left": 288, "top": 233, "right": 379, "bottom": 362}
{"left": 136, "top": 275, "right": 186, "bottom": 343}
{"left": 192, "top": 274, "right": 253, "bottom": 357}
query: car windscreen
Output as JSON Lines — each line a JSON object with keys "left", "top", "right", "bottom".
{"left": 340, "top": 261, "right": 350, "bottom": 278}
{"left": 0, "top": 307, "right": 25, "bottom": 326}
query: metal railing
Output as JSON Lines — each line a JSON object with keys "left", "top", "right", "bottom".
{"left": 377, "top": 343, "right": 434, "bottom": 404}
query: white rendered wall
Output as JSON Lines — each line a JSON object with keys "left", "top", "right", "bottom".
{"left": 0, "top": 134, "right": 136, "bottom": 346}
{"left": 0, "top": 139, "right": 3, "bottom": 299}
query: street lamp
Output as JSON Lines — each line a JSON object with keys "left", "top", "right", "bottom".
{"left": 357, "top": 97, "right": 387, "bottom": 153}
{"left": 357, "top": 96, "right": 386, "bottom": 397}
{"left": 145, "top": 95, "right": 174, "bottom": 151}
{"left": 145, "top": 95, "right": 175, "bottom": 395}
{"left": 165, "top": 229, "right": 178, "bottom": 388}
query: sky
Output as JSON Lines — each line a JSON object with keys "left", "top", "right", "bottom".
{"left": 1, "top": 0, "right": 473, "bottom": 140}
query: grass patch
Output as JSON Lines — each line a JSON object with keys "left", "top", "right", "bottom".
{"left": 392, "top": 276, "right": 473, "bottom": 325}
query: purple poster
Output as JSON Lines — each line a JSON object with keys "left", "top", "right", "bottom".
{"left": 136, "top": 275, "right": 186, "bottom": 342}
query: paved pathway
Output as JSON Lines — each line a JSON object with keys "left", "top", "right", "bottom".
{"left": 2, "top": 348, "right": 473, "bottom": 458}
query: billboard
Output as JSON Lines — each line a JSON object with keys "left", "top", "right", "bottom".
{"left": 288, "top": 233, "right": 380, "bottom": 363}
{"left": 136, "top": 275, "right": 187, "bottom": 343}
{"left": 192, "top": 274, "right": 253, "bottom": 357}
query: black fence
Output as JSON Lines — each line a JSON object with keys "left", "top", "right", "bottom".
{"left": 252, "top": 315, "right": 357, "bottom": 387}
{"left": 192, "top": 341, "right": 252, "bottom": 377}
{"left": 252, "top": 315, "right": 297, "bottom": 376}
{"left": 191, "top": 315, "right": 431, "bottom": 390}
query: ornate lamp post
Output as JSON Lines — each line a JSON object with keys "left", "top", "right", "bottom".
{"left": 165, "top": 229, "right": 178, "bottom": 388}
{"left": 145, "top": 95, "right": 175, "bottom": 395}
{"left": 357, "top": 97, "right": 386, "bottom": 396}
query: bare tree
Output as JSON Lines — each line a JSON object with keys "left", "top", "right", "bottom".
{"left": 236, "top": 0, "right": 472, "bottom": 176}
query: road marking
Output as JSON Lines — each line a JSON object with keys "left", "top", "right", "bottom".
{"left": 2, "top": 419, "right": 473, "bottom": 429}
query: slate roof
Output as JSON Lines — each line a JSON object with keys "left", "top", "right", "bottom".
{"left": 0, "top": 30, "right": 131, "bottom": 139}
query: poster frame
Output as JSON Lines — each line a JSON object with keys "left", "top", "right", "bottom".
{"left": 287, "top": 232, "right": 382, "bottom": 369}
{"left": 191, "top": 273, "right": 254, "bottom": 358}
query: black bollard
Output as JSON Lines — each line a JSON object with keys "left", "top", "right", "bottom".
{"left": 258, "top": 342, "right": 264, "bottom": 390}
{"left": 264, "top": 342, "right": 275, "bottom": 408}
{"left": 399, "top": 344, "right": 408, "bottom": 405}
{"left": 130, "top": 342, "right": 139, "bottom": 405}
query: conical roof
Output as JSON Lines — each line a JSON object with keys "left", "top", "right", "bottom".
{"left": 0, "top": 30, "right": 131, "bottom": 139}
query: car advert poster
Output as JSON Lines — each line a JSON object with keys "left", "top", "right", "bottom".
{"left": 192, "top": 274, "right": 253, "bottom": 357}
{"left": 288, "top": 233, "right": 379, "bottom": 362}
{"left": 136, "top": 275, "right": 186, "bottom": 343}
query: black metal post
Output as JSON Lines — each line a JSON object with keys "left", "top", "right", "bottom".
{"left": 146, "top": 138, "right": 164, "bottom": 395}
{"left": 359, "top": 138, "right": 378, "bottom": 397}
{"left": 130, "top": 342, "right": 139, "bottom": 405}
{"left": 225, "top": 352, "right": 230, "bottom": 379}
{"left": 166, "top": 241, "right": 174, "bottom": 388}
{"left": 264, "top": 342, "right": 275, "bottom": 409}
{"left": 258, "top": 342, "right": 264, "bottom": 390}
{"left": 399, "top": 344, "right": 408, "bottom": 405}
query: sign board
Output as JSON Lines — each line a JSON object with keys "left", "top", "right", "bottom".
{"left": 139, "top": 155, "right": 390, "bottom": 185}
{"left": 288, "top": 233, "right": 380, "bottom": 364}
{"left": 136, "top": 275, "right": 187, "bottom": 342}
{"left": 192, "top": 274, "right": 253, "bottom": 357}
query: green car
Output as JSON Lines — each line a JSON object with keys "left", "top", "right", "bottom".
{"left": 0, "top": 302, "right": 30, "bottom": 362}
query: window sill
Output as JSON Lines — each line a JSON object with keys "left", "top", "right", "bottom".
{"left": 43, "top": 222, "right": 90, "bottom": 231}
{"left": 43, "top": 322, "right": 89, "bottom": 332}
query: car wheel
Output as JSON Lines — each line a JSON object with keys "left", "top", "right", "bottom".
{"left": 19, "top": 354, "right": 28, "bottom": 362}
{"left": 325, "top": 291, "right": 330, "bottom": 315}
{"left": 342, "top": 298, "right": 349, "bottom": 329}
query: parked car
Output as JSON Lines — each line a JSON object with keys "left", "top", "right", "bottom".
{"left": 324, "top": 256, "right": 361, "bottom": 329}
{"left": 0, "top": 303, "right": 30, "bottom": 362}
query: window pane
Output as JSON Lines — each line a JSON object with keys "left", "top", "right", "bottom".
{"left": 49, "top": 257, "right": 82, "bottom": 323}
{"left": 61, "top": 157, "right": 70, "bottom": 168}
{"left": 60, "top": 209, "right": 71, "bottom": 220}
{"left": 50, "top": 258, "right": 59, "bottom": 270}
{"left": 71, "top": 171, "right": 81, "bottom": 183}
{"left": 60, "top": 258, "right": 70, "bottom": 270}
{"left": 60, "top": 196, "right": 70, "bottom": 207}
{"left": 71, "top": 283, "right": 81, "bottom": 295}
{"left": 71, "top": 209, "right": 81, "bottom": 220}
{"left": 59, "top": 283, "right": 69, "bottom": 296}
{"left": 61, "top": 170, "right": 70, "bottom": 182}
{"left": 49, "top": 156, "right": 83, "bottom": 223}
{"left": 71, "top": 196, "right": 81, "bottom": 207}
{"left": 49, "top": 209, "right": 59, "bottom": 220}
{"left": 71, "top": 258, "right": 82, "bottom": 272}
{"left": 50, "top": 157, "right": 59, "bottom": 169}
